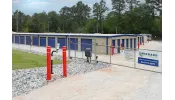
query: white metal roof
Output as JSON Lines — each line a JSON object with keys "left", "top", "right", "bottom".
{"left": 12, "top": 32, "right": 142, "bottom": 37}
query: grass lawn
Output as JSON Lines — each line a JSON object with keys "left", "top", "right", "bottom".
{"left": 12, "top": 49, "right": 65, "bottom": 70}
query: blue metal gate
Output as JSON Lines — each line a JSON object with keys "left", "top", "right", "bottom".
{"left": 117, "top": 39, "right": 120, "bottom": 53}
{"left": 130, "top": 39, "right": 132, "bottom": 49}
{"left": 15, "top": 36, "right": 19, "bottom": 44}
{"left": 33, "top": 36, "right": 39, "bottom": 46}
{"left": 20, "top": 36, "right": 25, "bottom": 44}
{"left": 81, "top": 39, "right": 92, "bottom": 51}
{"left": 58, "top": 38, "right": 66, "bottom": 49}
{"left": 26, "top": 36, "right": 31, "bottom": 45}
{"left": 134, "top": 38, "right": 136, "bottom": 49}
{"left": 40, "top": 37, "right": 46, "bottom": 47}
{"left": 48, "top": 37, "right": 55, "bottom": 48}
{"left": 70, "top": 38, "right": 78, "bottom": 50}
{"left": 126, "top": 39, "right": 129, "bottom": 48}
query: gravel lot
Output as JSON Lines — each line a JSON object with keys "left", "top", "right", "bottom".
{"left": 12, "top": 48, "right": 111, "bottom": 98}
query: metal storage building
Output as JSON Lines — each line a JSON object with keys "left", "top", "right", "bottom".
{"left": 12, "top": 33, "right": 144, "bottom": 54}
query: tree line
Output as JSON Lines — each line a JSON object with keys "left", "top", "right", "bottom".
{"left": 12, "top": 0, "right": 162, "bottom": 38}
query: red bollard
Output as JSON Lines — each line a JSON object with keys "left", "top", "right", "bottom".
{"left": 46, "top": 46, "right": 51, "bottom": 80}
{"left": 62, "top": 46, "right": 67, "bottom": 77}
{"left": 138, "top": 42, "right": 140, "bottom": 50}
{"left": 112, "top": 46, "right": 114, "bottom": 55}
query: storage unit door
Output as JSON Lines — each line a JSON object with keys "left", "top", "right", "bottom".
{"left": 26, "top": 36, "right": 31, "bottom": 45}
{"left": 58, "top": 38, "right": 66, "bottom": 49}
{"left": 140, "top": 37, "right": 142, "bottom": 45}
{"left": 15, "top": 36, "right": 19, "bottom": 44}
{"left": 20, "top": 36, "right": 25, "bottom": 44}
{"left": 33, "top": 36, "right": 39, "bottom": 46}
{"left": 126, "top": 39, "right": 129, "bottom": 48}
{"left": 112, "top": 40, "right": 115, "bottom": 46}
{"left": 40, "top": 37, "right": 46, "bottom": 47}
{"left": 117, "top": 39, "right": 120, "bottom": 53}
{"left": 134, "top": 38, "right": 136, "bottom": 49}
{"left": 48, "top": 37, "right": 55, "bottom": 48}
{"left": 70, "top": 38, "right": 78, "bottom": 50}
{"left": 81, "top": 39, "right": 92, "bottom": 51}
{"left": 130, "top": 39, "right": 132, "bottom": 49}
{"left": 12, "top": 35, "right": 14, "bottom": 43}
{"left": 122, "top": 39, "right": 125, "bottom": 47}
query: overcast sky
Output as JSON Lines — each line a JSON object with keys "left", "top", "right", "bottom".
{"left": 12, "top": 0, "right": 145, "bottom": 15}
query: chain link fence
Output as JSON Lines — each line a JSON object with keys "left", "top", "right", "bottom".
{"left": 67, "top": 40, "right": 162, "bottom": 73}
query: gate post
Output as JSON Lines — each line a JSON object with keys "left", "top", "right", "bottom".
{"left": 46, "top": 46, "right": 51, "bottom": 80}
{"left": 62, "top": 46, "right": 67, "bottom": 77}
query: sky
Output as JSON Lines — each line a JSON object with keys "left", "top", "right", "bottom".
{"left": 12, "top": 0, "right": 145, "bottom": 15}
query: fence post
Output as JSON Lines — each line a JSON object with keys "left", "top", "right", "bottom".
{"left": 62, "top": 46, "right": 67, "bottom": 77}
{"left": 46, "top": 46, "right": 51, "bottom": 80}
{"left": 110, "top": 45, "right": 111, "bottom": 64}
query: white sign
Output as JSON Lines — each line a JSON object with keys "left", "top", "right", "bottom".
{"left": 138, "top": 50, "right": 160, "bottom": 67}
{"left": 124, "top": 49, "right": 134, "bottom": 59}
{"left": 138, "top": 50, "right": 159, "bottom": 60}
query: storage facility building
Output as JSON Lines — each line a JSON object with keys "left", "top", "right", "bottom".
{"left": 12, "top": 33, "right": 150, "bottom": 54}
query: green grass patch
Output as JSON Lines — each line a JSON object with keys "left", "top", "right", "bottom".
{"left": 12, "top": 49, "right": 66, "bottom": 70}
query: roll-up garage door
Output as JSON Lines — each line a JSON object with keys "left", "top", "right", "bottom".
{"left": 40, "top": 37, "right": 46, "bottom": 47}
{"left": 12, "top": 35, "right": 14, "bottom": 43}
{"left": 126, "top": 39, "right": 129, "bottom": 48}
{"left": 117, "top": 39, "right": 120, "bottom": 53}
{"left": 20, "top": 36, "right": 25, "bottom": 44}
{"left": 58, "top": 38, "right": 66, "bottom": 49}
{"left": 48, "top": 37, "right": 55, "bottom": 48}
{"left": 70, "top": 38, "right": 78, "bottom": 50}
{"left": 26, "top": 36, "right": 31, "bottom": 45}
{"left": 122, "top": 39, "right": 125, "bottom": 48}
{"left": 134, "top": 38, "right": 136, "bottom": 49}
{"left": 112, "top": 40, "right": 115, "bottom": 46}
{"left": 130, "top": 39, "right": 132, "bottom": 49}
{"left": 81, "top": 39, "right": 92, "bottom": 51}
{"left": 140, "top": 37, "right": 142, "bottom": 45}
{"left": 15, "top": 36, "right": 19, "bottom": 44}
{"left": 33, "top": 36, "right": 39, "bottom": 46}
